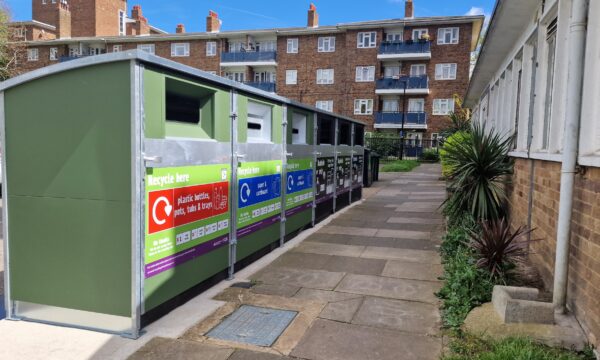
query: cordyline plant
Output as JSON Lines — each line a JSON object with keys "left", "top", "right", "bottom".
{"left": 442, "top": 122, "right": 513, "bottom": 221}
{"left": 469, "top": 218, "right": 533, "bottom": 279}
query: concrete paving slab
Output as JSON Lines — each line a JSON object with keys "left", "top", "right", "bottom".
{"left": 293, "top": 288, "right": 363, "bottom": 303}
{"left": 319, "top": 297, "right": 363, "bottom": 323}
{"left": 387, "top": 217, "right": 444, "bottom": 225}
{"left": 251, "top": 267, "right": 345, "bottom": 291}
{"left": 381, "top": 261, "right": 443, "bottom": 282}
{"left": 128, "top": 337, "right": 233, "bottom": 360}
{"left": 229, "top": 349, "right": 291, "bottom": 360}
{"left": 251, "top": 284, "right": 301, "bottom": 298}
{"left": 335, "top": 274, "right": 440, "bottom": 304}
{"left": 318, "top": 225, "right": 377, "bottom": 237}
{"left": 270, "top": 252, "right": 386, "bottom": 276}
{"left": 290, "top": 319, "right": 441, "bottom": 360}
{"left": 374, "top": 229, "right": 430, "bottom": 240}
{"left": 352, "top": 297, "right": 440, "bottom": 335}
{"left": 293, "top": 242, "right": 366, "bottom": 258}
{"left": 361, "top": 247, "right": 441, "bottom": 264}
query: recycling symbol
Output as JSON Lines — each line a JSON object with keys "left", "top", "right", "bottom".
{"left": 287, "top": 175, "right": 294, "bottom": 191}
{"left": 152, "top": 196, "right": 172, "bottom": 225}
{"left": 240, "top": 183, "right": 251, "bottom": 203}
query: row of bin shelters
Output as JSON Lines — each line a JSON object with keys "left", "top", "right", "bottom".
{"left": 0, "top": 51, "right": 365, "bottom": 338}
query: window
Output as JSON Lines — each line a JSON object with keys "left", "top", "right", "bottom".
{"left": 355, "top": 66, "right": 375, "bottom": 82}
{"left": 286, "top": 70, "right": 298, "bottom": 85}
{"left": 437, "top": 27, "right": 459, "bottom": 45}
{"left": 316, "top": 69, "right": 334, "bottom": 84}
{"left": 384, "top": 66, "right": 400, "bottom": 78}
{"left": 386, "top": 32, "right": 403, "bottom": 42}
{"left": 433, "top": 99, "right": 455, "bottom": 115}
{"left": 49, "top": 47, "right": 58, "bottom": 61}
{"left": 435, "top": 63, "right": 457, "bottom": 80}
{"left": 382, "top": 99, "right": 398, "bottom": 112}
{"left": 287, "top": 38, "right": 298, "bottom": 53}
{"left": 119, "top": 10, "right": 125, "bottom": 36}
{"left": 171, "top": 43, "right": 190, "bottom": 57}
{"left": 206, "top": 41, "right": 217, "bottom": 56}
{"left": 225, "top": 72, "right": 245, "bottom": 82}
{"left": 316, "top": 100, "right": 333, "bottom": 112}
{"left": 256, "top": 40, "right": 276, "bottom": 52}
{"left": 357, "top": 32, "right": 377, "bottom": 48}
{"left": 27, "top": 48, "right": 39, "bottom": 61}
{"left": 412, "top": 29, "right": 428, "bottom": 40}
{"left": 408, "top": 98, "right": 425, "bottom": 112}
{"left": 542, "top": 18, "right": 558, "bottom": 150}
{"left": 247, "top": 101, "right": 272, "bottom": 143}
{"left": 410, "top": 64, "right": 427, "bottom": 77}
{"left": 292, "top": 113, "right": 307, "bottom": 144}
{"left": 138, "top": 44, "right": 155, "bottom": 54}
{"left": 318, "top": 37, "right": 335, "bottom": 52}
{"left": 13, "top": 27, "right": 26, "bottom": 38}
{"left": 431, "top": 133, "right": 440, "bottom": 147}
{"left": 112, "top": 45, "right": 122, "bottom": 52}
{"left": 354, "top": 99, "right": 373, "bottom": 115}
{"left": 254, "top": 71, "right": 276, "bottom": 83}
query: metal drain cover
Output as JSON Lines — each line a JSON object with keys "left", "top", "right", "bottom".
{"left": 207, "top": 305, "right": 297, "bottom": 347}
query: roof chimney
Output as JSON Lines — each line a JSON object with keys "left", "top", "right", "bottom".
{"left": 176, "top": 24, "right": 186, "bottom": 33}
{"left": 405, "top": 0, "right": 414, "bottom": 19}
{"left": 308, "top": 3, "right": 318, "bottom": 28}
{"left": 206, "top": 10, "right": 221, "bottom": 33}
{"left": 131, "top": 5, "right": 142, "bottom": 20}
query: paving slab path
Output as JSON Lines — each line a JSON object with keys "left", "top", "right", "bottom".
{"left": 130, "top": 164, "right": 446, "bottom": 360}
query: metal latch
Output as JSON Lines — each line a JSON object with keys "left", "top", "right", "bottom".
{"left": 143, "top": 155, "right": 162, "bottom": 163}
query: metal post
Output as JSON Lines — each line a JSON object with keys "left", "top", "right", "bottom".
{"left": 349, "top": 123, "right": 355, "bottom": 204}
{"left": 228, "top": 90, "right": 239, "bottom": 280}
{"left": 280, "top": 105, "right": 288, "bottom": 247}
{"left": 311, "top": 112, "right": 318, "bottom": 226}
{"left": 333, "top": 118, "right": 339, "bottom": 213}
{"left": 399, "top": 79, "right": 407, "bottom": 160}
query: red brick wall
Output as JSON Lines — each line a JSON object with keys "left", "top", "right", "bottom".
{"left": 508, "top": 158, "right": 600, "bottom": 346}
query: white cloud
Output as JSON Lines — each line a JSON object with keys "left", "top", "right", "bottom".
{"left": 465, "top": 7, "right": 485, "bottom": 16}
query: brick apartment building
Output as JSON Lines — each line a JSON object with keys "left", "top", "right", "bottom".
{"left": 9, "top": 0, "right": 483, "bottom": 138}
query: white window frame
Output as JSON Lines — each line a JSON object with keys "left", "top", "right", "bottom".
{"left": 357, "top": 32, "right": 377, "bottom": 48}
{"left": 410, "top": 64, "right": 427, "bottom": 77}
{"left": 112, "top": 45, "right": 123, "bottom": 52}
{"left": 382, "top": 99, "right": 399, "bottom": 112}
{"left": 355, "top": 66, "right": 375, "bottom": 82}
{"left": 318, "top": 37, "right": 335, "bottom": 52}
{"left": 27, "top": 48, "right": 39, "bottom": 62}
{"left": 354, "top": 99, "right": 374, "bottom": 115}
{"left": 247, "top": 101, "right": 273, "bottom": 143}
{"left": 225, "top": 72, "right": 245, "bottom": 82}
{"left": 384, "top": 66, "right": 400, "bottom": 78}
{"left": 435, "top": 63, "right": 457, "bottom": 80}
{"left": 206, "top": 41, "right": 217, "bottom": 57}
{"left": 137, "top": 44, "right": 155, "bottom": 54}
{"left": 433, "top": 99, "right": 455, "bottom": 115}
{"left": 118, "top": 10, "right": 125, "bottom": 36}
{"left": 408, "top": 98, "right": 425, "bottom": 112}
{"left": 285, "top": 70, "right": 298, "bottom": 85}
{"left": 287, "top": 38, "right": 298, "bottom": 53}
{"left": 316, "top": 69, "right": 334, "bottom": 85}
{"left": 386, "top": 32, "right": 403, "bottom": 42}
{"left": 14, "top": 27, "right": 26, "bottom": 38}
{"left": 437, "top": 27, "right": 459, "bottom": 45}
{"left": 412, "top": 29, "right": 429, "bottom": 40}
{"left": 49, "top": 47, "right": 58, "bottom": 61}
{"left": 171, "top": 43, "right": 190, "bottom": 57}
{"left": 316, "top": 100, "right": 333, "bottom": 112}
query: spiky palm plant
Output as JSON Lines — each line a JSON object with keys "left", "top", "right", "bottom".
{"left": 442, "top": 123, "right": 513, "bottom": 221}
{"left": 469, "top": 219, "right": 532, "bottom": 279}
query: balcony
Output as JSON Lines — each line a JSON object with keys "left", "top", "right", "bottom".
{"left": 374, "top": 112, "right": 427, "bottom": 130}
{"left": 244, "top": 81, "right": 276, "bottom": 93}
{"left": 375, "top": 76, "right": 429, "bottom": 95}
{"left": 221, "top": 51, "right": 277, "bottom": 66}
{"left": 378, "top": 41, "right": 431, "bottom": 61}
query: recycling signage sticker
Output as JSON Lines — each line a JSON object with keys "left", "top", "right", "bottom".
{"left": 315, "top": 157, "right": 335, "bottom": 204}
{"left": 145, "top": 164, "right": 230, "bottom": 278}
{"left": 285, "top": 158, "right": 314, "bottom": 217}
{"left": 237, "top": 160, "right": 282, "bottom": 238}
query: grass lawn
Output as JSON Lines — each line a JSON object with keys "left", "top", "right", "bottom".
{"left": 380, "top": 160, "right": 420, "bottom": 172}
{"left": 444, "top": 334, "right": 595, "bottom": 360}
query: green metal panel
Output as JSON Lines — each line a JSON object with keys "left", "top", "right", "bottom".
{"left": 236, "top": 226, "right": 281, "bottom": 262}
{"left": 287, "top": 108, "right": 314, "bottom": 145}
{"left": 4, "top": 61, "right": 133, "bottom": 316}
{"left": 285, "top": 209, "right": 312, "bottom": 236}
{"left": 143, "top": 68, "right": 231, "bottom": 142}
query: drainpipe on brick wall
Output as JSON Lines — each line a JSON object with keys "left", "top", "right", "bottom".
{"left": 552, "top": 0, "right": 588, "bottom": 314}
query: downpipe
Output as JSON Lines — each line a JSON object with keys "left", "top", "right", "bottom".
{"left": 552, "top": 0, "right": 588, "bottom": 314}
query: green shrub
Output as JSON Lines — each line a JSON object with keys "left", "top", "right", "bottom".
{"left": 442, "top": 123, "right": 513, "bottom": 221}
{"left": 380, "top": 160, "right": 420, "bottom": 172}
{"left": 440, "top": 131, "right": 471, "bottom": 178}
{"left": 420, "top": 148, "right": 440, "bottom": 162}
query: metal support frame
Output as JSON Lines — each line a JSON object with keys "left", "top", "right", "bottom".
{"left": 1, "top": 91, "right": 14, "bottom": 321}
{"left": 280, "top": 105, "right": 288, "bottom": 247}
{"left": 228, "top": 90, "right": 239, "bottom": 280}
{"left": 333, "top": 118, "right": 339, "bottom": 213}
{"left": 349, "top": 124, "right": 355, "bottom": 204}
{"left": 311, "top": 112, "right": 318, "bottom": 226}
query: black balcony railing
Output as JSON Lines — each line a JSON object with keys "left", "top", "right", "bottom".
{"left": 376, "top": 76, "right": 429, "bottom": 90}
{"left": 379, "top": 41, "right": 431, "bottom": 55}
{"left": 244, "top": 81, "right": 276, "bottom": 93}
{"left": 375, "top": 112, "right": 427, "bottom": 126}
{"left": 221, "top": 51, "right": 277, "bottom": 63}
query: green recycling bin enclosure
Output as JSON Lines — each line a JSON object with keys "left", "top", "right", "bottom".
{"left": 0, "top": 51, "right": 364, "bottom": 337}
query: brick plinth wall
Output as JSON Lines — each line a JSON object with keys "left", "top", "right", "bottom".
{"left": 508, "top": 158, "right": 600, "bottom": 346}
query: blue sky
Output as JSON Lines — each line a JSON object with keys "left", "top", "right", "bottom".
{"left": 6, "top": 0, "right": 494, "bottom": 33}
